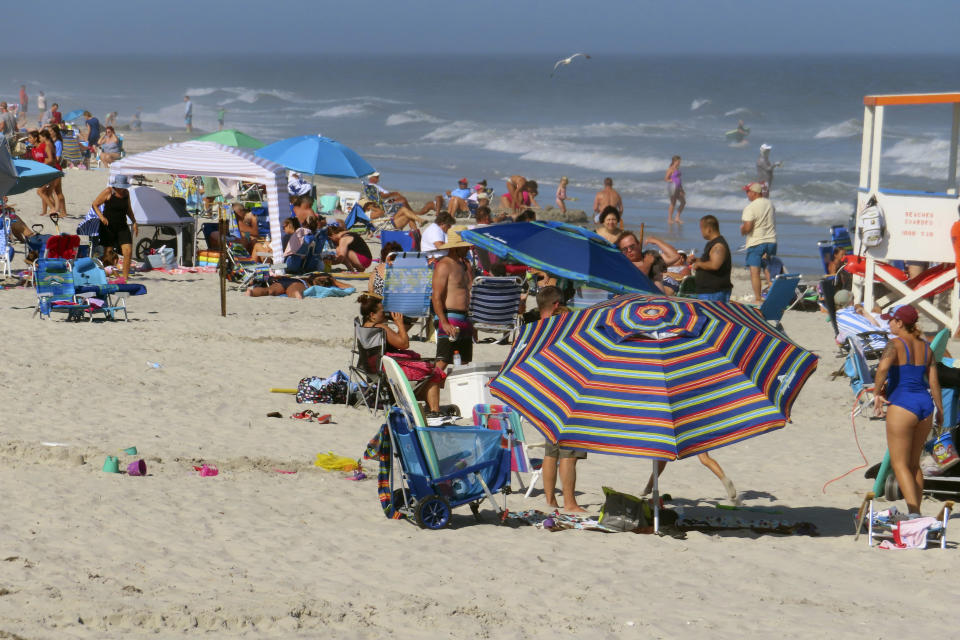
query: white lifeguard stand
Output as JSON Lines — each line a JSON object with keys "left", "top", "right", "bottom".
{"left": 855, "top": 92, "right": 960, "bottom": 332}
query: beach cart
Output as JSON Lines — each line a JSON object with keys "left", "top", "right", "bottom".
{"left": 381, "top": 356, "right": 512, "bottom": 530}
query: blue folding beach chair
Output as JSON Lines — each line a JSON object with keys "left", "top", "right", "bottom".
{"left": 382, "top": 251, "right": 433, "bottom": 337}
{"left": 33, "top": 259, "right": 90, "bottom": 321}
{"left": 0, "top": 214, "right": 12, "bottom": 277}
{"left": 345, "top": 203, "right": 376, "bottom": 234}
{"left": 759, "top": 273, "right": 800, "bottom": 332}
{"left": 381, "top": 229, "right": 416, "bottom": 253}
{"left": 72, "top": 257, "right": 131, "bottom": 321}
{"left": 468, "top": 276, "right": 522, "bottom": 342}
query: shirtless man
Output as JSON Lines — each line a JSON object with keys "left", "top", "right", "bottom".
{"left": 209, "top": 203, "right": 259, "bottom": 252}
{"left": 592, "top": 177, "right": 623, "bottom": 224}
{"left": 501, "top": 175, "right": 539, "bottom": 216}
{"left": 431, "top": 227, "right": 474, "bottom": 371}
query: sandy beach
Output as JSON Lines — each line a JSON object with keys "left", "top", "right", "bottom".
{"left": 0, "top": 130, "right": 956, "bottom": 638}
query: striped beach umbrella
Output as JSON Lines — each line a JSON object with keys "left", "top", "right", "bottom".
{"left": 490, "top": 294, "right": 818, "bottom": 461}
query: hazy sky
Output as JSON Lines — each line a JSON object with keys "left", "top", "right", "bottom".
{"left": 12, "top": 0, "right": 960, "bottom": 55}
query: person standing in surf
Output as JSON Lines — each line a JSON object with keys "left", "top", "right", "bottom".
{"left": 665, "top": 155, "right": 685, "bottom": 224}
{"left": 756, "top": 143, "right": 781, "bottom": 196}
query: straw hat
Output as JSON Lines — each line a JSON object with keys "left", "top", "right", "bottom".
{"left": 439, "top": 225, "right": 472, "bottom": 250}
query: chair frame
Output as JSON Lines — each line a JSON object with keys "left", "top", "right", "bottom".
{"left": 382, "top": 251, "right": 433, "bottom": 339}
{"left": 468, "top": 276, "right": 523, "bottom": 342}
{"left": 759, "top": 273, "right": 800, "bottom": 332}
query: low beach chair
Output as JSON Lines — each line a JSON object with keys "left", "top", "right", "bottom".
{"left": 380, "top": 229, "right": 416, "bottom": 252}
{"left": 759, "top": 273, "right": 800, "bottom": 332}
{"left": 472, "top": 404, "right": 544, "bottom": 497}
{"left": 72, "top": 257, "right": 130, "bottom": 321}
{"left": 33, "top": 258, "right": 90, "bottom": 321}
{"left": 348, "top": 318, "right": 391, "bottom": 413}
{"left": 468, "top": 276, "right": 523, "bottom": 342}
{"left": 844, "top": 335, "right": 877, "bottom": 416}
{"left": 382, "top": 251, "right": 433, "bottom": 338}
{"left": 676, "top": 275, "right": 696, "bottom": 298}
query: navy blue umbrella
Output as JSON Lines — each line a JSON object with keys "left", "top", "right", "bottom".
{"left": 461, "top": 221, "right": 658, "bottom": 294}
{"left": 255, "top": 134, "right": 375, "bottom": 179}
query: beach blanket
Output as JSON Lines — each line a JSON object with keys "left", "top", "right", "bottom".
{"left": 364, "top": 425, "right": 405, "bottom": 520}
{"left": 302, "top": 285, "right": 355, "bottom": 298}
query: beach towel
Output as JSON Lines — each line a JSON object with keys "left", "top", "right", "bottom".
{"left": 364, "top": 424, "right": 405, "bottom": 520}
{"left": 302, "top": 285, "right": 356, "bottom": 298}
{"left": 878, "top": 517, "right": 940, "bottom": 549}
{"left": 836, "top": 307, "right": 889, "bottom": 351}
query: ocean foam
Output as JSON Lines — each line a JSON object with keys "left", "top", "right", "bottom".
{"left": 311, "top": 104, "right": 373, "bottom": 118}
{"left": 883, "top": 137, "right": 949, "bottom": 176}
{"left": 386, "top": 110, "right": 444, "bottom": 126}
{"left": 185, "top": 86, "right": 302, "bottom": 105}
{"left": 690, "top": 98, "right": 711, "bottom": 111}
{"left": 814, "top": 118, "right": 862, "bottom": 139}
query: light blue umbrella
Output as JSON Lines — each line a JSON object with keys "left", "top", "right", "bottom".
{"left": 63, "top": 109, "right": 86, "bottom": 122}
{"left": 3, "top": 158, "right": 63, "bottom": 197}
{"left": 255, "top": 134, "right": 375, "bottom": 179}
{"left": 460, "top": 221, "right": 658, "bottom": 294}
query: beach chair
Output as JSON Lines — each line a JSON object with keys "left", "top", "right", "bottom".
{"left": 382, "top": 251, "right": 433, "bottom": 338}
{"left": 0, "top": 215, "right": 12, "bottom": 277}
{"left": 472, "top": 404, "right": 544, "bottom": 497}
{"left": 676, "top": 275, "right": 696, "bottom": 298}
{"left": 60, "top": 130, "right": 84, "bottom": 168}
{"left": 337, "top": 190, "right": 361, "bottom": 215}
{"left": 468, "top": 276, "right": 523, "bottom": 342}
{"left": 344, "top": 203, "right": 376, "bottom": 234}
{"left": 759, "top": 273, "right": 800, "bottom": 332}
{"left": 33, "top": 258, "right": 91, "bottom": 321}
{"left": 844, "top": 335, "right": 877, "bottom": 416}
{"left": 71, "top": 257, "right": 129, "bottom": 321}
{"left": 318, "top": 194, "right": 339, "bottom": 215}
{"left": 348, "top": 318, "right": 392, "bottom": 413}
{"left": 380, "top": 229, "right": 416, "bottom": 253}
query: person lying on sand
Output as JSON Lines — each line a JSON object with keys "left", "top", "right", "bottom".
{"left": 245, "top": 273, "right": 351, "bottom": 299}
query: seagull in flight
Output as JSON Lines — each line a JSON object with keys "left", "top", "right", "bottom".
{"left": 551, "top": 53, "right": 591, "bottom": 77}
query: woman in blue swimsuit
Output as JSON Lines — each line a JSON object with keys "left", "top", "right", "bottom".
{"left": 873, "top": 305, "right": 943, "bottom": 516}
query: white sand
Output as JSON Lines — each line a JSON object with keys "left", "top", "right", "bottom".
{"left": 0, "top": 131, "right": 954, "bottom": 637}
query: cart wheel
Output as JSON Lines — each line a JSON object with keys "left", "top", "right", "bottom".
{"left": 469, "top": 501, "right": 482, "bottom": 522}
{"left": 391, "top": 488, "right": 411, "bottom": 511}
{"left": 135, "top": 238, "right": 153, "bottom": 262}
{"left": 415, "top": 495, "right": 451, "bottom": 530}
{"left": 884, "top": 473, "right": 902, "bottom": 502}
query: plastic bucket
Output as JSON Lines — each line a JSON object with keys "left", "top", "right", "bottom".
{"left": 931, "top": 430, "right": 960, "bottom": 471}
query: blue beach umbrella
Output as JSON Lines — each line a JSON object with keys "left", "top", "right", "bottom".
{"left": 0, "top": 146, "right": 16, "bottom": 197}
{"left": 489, "top": 294, "right": 818, "bottom": 529}
{"left": 63, "top": 109, "right": 86, "bottom": 122}
{"left": 255, "top": 134, "right": 376, "bottom": 179}
{"left": 460, "top": 221, "right": 658, "bottom": 294}
{"left": 3, "top": 158, "right": 63, "bottom": 197}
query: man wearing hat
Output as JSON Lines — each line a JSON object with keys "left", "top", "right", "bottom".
{"left": 756, "top": 143, "right": 781, "bottom": 196}
{"left": 91, "top": 175, "right": 139, "bottom": 282}
{"left": 740, "top": 181, "right": 777, "bottom": 303}
{"left": 432, "top": 226, "right": 474, "bottom": 373}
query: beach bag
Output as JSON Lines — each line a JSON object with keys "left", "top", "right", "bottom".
{"left": 597, "top": 486, "right": 652, "bottom": 532}
{"left": 857, "top": 197, "right": 885, "bottom": 250}
{"left": 297, "top": 375, "right": 349, "bottom": 404}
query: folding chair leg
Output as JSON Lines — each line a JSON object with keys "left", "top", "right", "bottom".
{"left": 524, "top": 470, "right": 542, "bottom": 498}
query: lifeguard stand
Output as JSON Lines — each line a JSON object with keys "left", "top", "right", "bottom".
{"left": 855, "top": 92, "right": 960, "bottom": 332}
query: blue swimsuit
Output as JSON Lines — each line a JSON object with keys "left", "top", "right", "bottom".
{"left": 886, "top": 339, "right": 934, "bottom": 421}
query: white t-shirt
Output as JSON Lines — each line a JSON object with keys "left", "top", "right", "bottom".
{"left": 741, "top": 197, "right": 776, "bottom": 247}
{"left": 420, "top": 223, "right": 448, "bottom": 258}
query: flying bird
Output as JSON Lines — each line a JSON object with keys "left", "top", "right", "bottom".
{"left": 551, "top": 53, "right": 591, "bottom": 77}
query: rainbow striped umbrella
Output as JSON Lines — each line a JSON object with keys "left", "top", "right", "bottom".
{"left": 489, "top": 294, "right": 818, "bottom": 461}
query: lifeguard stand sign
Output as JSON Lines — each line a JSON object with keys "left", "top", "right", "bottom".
{"left": 855, "top": 92, "right": 960, "bottom": 332}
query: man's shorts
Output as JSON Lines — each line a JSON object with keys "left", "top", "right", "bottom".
{"left": 435, "top": 310, "right": 473, "bottom": 365}
{"left": 544, "top": 441, "right": 587, "bottom": 459}
{"left": 745, "top": 242, "right": 777, "bottom": 268}
{"left": 697, "top": 290, "right": 731, "bottom": 302}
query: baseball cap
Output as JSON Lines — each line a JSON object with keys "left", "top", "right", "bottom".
{"left": 881, "top": 304, "right": 918, "bottom": 324}
{"left": 760, "top": 143, "right": 772, "bottom": 151}
{"left": 458, "top": 177, "right": 468, "bottom": 185}
{"left": 368, "top": 171, "right": 380, "bottom": 178}
{"left": 743, "top": 182, "right": 764, "bottom": 194}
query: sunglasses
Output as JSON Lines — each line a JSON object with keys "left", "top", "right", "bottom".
{"left": 619, "top": 243, "right": 640, "bottom": 253}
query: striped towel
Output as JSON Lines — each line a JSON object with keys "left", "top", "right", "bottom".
{"left": 836, "top": 307, "right": 889, "bottom": 351}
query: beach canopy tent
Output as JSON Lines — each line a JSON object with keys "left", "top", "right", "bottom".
{"left": 108, "top": 141, "right": 290, "bottom": 263}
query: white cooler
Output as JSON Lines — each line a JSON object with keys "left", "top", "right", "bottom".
{"left": 446, "top": 362, "right": 502, "bottom": 416}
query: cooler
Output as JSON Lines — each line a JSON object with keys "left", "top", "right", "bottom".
{"left": 446, "top": 362, "right": 502, "bottom": 415}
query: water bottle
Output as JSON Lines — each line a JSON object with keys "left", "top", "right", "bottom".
{"left": 452, "top": 350, "right": 461, "bottom": 367}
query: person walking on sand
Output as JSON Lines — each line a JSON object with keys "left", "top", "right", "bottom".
{"left": 18, "top": 85, "right": 28, "bottom": 126}
{"left": 873, "top": 304, "right": 942, "bottom": 517}
{"left": 555, "top": 176, "right": 569, "bottom": 213}
{"left": 756, "top": 143, "right": 781, "bottom": 196}
{"left": 665, "top": 156, "right": 685, "bottom": 223}
{"left": 693, "top": 214, "right": 733, "bottom": 302}
{"left": 592, "top": 177, "right": 622, "bottom": 223}
{"left": 183, "top": 95, "right": 193, "bottom": 133}
{"left": 740, "top": 182, "right": 777, "bottom": 303}
{"left": 536, "top": 286, "right": 587, "bottom": 513}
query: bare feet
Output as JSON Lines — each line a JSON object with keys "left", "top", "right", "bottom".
{"left": 545, "top": 498, "right": 560, "bottom": 509}
{"left": 721, "top": 476, "right": 737, "bottom": 501}
{"left": 563, "top": 504, "right": 587, "bottom": 514}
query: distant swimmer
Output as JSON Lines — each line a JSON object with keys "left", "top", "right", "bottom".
{"left": 551, "top": 53, "right": 591, "bottom": 77}
{"left": 725, "top": 120, "right": 750, "bottom": 144}
{"left": 756, "top": 143, "right": 782, "bottom": 196}
{"left": 592, "top": 177, "right": 622, "bottom": 224}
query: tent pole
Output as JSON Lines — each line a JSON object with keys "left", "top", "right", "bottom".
{"left": 218, "top": 208, "right": 227, "bottom": 317}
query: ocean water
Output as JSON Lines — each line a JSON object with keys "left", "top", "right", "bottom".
{"left": 6, "top": 53, "right": 958, "bottom": 273}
